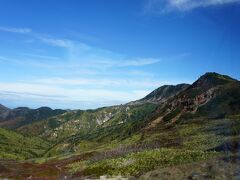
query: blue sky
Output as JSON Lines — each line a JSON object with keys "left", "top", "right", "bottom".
{"left": 0, "top": 0, "right": 240, "bottom": 109}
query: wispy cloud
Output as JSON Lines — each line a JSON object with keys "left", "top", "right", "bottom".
{"left": 0, "top": 82, "right": 151, "bottom": 109}
{"left": 93, "top": 58, "right": 160, "bottom": 68}
{"left": 0, "top": 26, "right": 32, "bottom": 34}
{"left": 66, "top": 30, "right": 100, "bottom": 43}
{"left": 0, "top": 75, "right": 192, "bottom": 109}
{"left": 0, "top": 26, "right": 161, "bottom": 68}
{"left": 145, "top": 0, "right": 240, "bottom": 13}
{"left": 39, "top": 37, "right": 92, "bottom": 51}
{"left": 0, "top": 26, "right": 189, "bottom": 109}
{"left": 23, "top": 53, "right": 60, "bottom": 60}
{"left": 35, "top": 77, "right": 164, "bottom": 88}
{"left": 122, "top": 58, "right": 160, "bottom": 66}
{"left": 39, "top": 37, "right": 74, "bottom": 48}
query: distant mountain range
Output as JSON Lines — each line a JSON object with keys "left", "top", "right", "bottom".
{"left": 0, "top": 72, "right": 240, "bottom": 179}
{"left": 0, "top": 105, "right": 66, "bottom": 129}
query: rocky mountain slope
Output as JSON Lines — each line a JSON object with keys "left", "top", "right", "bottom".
{"left": 152, "top": 72, "right": 240, "bottom": 123}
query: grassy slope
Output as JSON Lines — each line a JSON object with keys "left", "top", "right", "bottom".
{"left": 43, "top": 103, "right": 158, "bottom": 157}
{"left": 18, "top": 106, "right": 124, "bottom": 141}
{"left": 18, "top": 103, "right": 158, "bottom": 143}
{"left": 66, "top": 117, "right": 240, "bottom": 177}
{"left": 0, "top": 128, "right": 51, "bottom": 160}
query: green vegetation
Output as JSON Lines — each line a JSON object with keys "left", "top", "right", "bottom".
{"left": 196, "top": 83, "right": 240, "bottom": 118}
{"left": 19, "top": 106, "right": 124, "bottom": 140}
{"left": 203, "top": 72, "right": 237, "bottom": 82}
{"left": 67, "top": 148, "right": 218, "bottom": 176}
{"left": 0, "top": 128, "right": 51, "bottom": 160}
{"left": 29, "top": 104, "right": 157, "bottom": 143}
{"left": 67, "top": 117, "right": 240, "bottom": 177}
{"left": 178, "top": 120, "right": 226, "bottom": 151}
{"left": 43, "top": 103, "right": 158, "bottom": 157}
{"left": 163, "top": 108, "right": 181, "bottom": 122}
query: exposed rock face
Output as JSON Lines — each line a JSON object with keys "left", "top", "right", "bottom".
{"left": 153, "top": 72, "right": 240, "bottom": 123}
{"left": 166, "top": 87, "right": 219, "bottom": 113}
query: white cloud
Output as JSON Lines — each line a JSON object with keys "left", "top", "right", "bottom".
{"left": 0, "top": 82, "right": 152, "bottom": 109}
{"left": 0, "top": 26, "right": 188, "bottom": 109}
{"left": 0, "top": 26, "right": 31, "bottom": 34}
{"left": 0, "top": 75, "right": 192, "bottom": 109}
{"left": 93, "top": 58, "right": 160, "bottom": 68}
{"left": 35, "top": 77, "right": 163, "bottom": 88}
{"left": 39, "top": 37, "right": 91, "bottom": 50}
{"left": 36, "top": 37, "right": 161, "bottom": 67}
{"left": 121, "top": 58, "right": 160, "bottom": 66}
{"left": 145, "top": 0, "right": 240, "bottom": 13}
{"left": 0, "top": 27, "right": 161, "bottom": 68}
{"left": 0, "top": 76, "right": 192, "bottom": 109}
{"left": 39, "top": 37, "right": 73, "bottom": 48}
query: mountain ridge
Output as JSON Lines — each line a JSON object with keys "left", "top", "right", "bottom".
{"left": 0, "top": 106, "right": 66, "bottom": 129}
{"left": 129, "top": 83, "right": 190, "bottom": 105}
{"left": 3, "top": 72, "right": 239, "bottom": 140}
{"left": 1, "top": 72, "right": 240, "bottom": 179}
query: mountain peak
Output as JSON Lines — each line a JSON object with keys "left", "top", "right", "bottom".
{"left": 201, "top": 72, "right": 236, "bottom": 81}
{"left": 192, "top": 72, "right": 237, "bottom": 89}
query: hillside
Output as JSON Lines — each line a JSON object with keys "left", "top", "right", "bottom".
{"left": 0, "top": 128, "right": 51, "bottom": 160}
{"left": 18, "top": 103, "right": 158, "bottom": 142}
{"left": 1, "top": 72, "right": 240, "bottom": 179}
